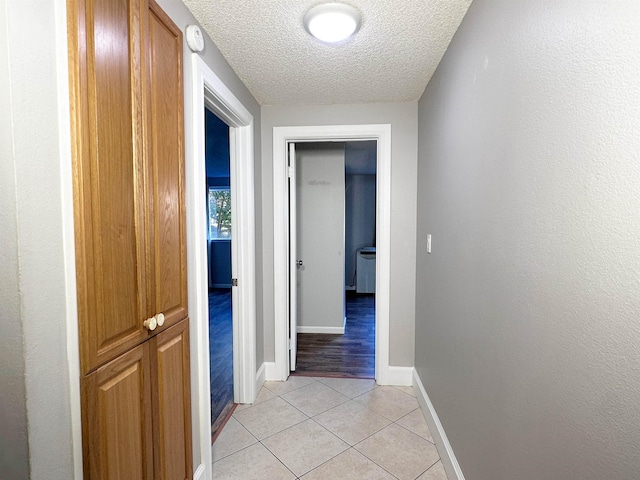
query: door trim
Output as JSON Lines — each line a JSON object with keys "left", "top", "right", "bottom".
{"left": 288, "top": 143, "right": 298, "bottom": 371}
{"left": 188, "top": 55, "right": 256, "bottom": 478}
{"left": 272, "top": 124, "right": 392, "bottom": 382}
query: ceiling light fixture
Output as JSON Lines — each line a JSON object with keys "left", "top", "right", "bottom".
{"left": 304, "top": 3, "right": 362, "bottom": 43}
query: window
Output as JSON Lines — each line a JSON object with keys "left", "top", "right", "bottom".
{"left": 208, "top": 187, "right": 231, "bottom": 239}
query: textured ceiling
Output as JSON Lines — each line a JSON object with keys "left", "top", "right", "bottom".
{"left": 182, "top": 0, "right": 472, "bottom": 106}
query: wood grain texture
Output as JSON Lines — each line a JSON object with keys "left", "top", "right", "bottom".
{"left": 146, "top": 0, "right": 187, "bottom": 330}
{"left": 71, "top": 0, "right": 191, "bottom": 476}
{"left": 152, "top": 318, "right": 192, "bottom": 480}
{"left": 70, "top": 0, "right": 187, "bottom": 375}
{"left": 82, "top": 343, "right": 153, "bottom": 479}
{"left": 70, "top": 0, "right": 149, "bottom": 375}
{"left": 293, "top": 293, "right": 375, "bottom": 378}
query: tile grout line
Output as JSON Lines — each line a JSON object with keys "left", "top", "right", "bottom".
{"left": 288, "top": 382, "right": 433, "bottom": 479}
{"left": 214, "top": 376, "right": 443, "bottom": 479}
{"left": 296, "top": 445, "right": 403, "bottom": 480}
{"left": 349, "top": 420, "right": 437, "bottom": 480}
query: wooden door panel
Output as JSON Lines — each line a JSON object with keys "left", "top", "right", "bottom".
{"left": 82, "top": 343, "right": 153, "bottom": 480}
{"left": 146, "top": 0, "right": 187, "bottom": 329}
{"left": 71, "top": 0, "right": 149, "bottom": 373}
{"left": 152, "top": 319, "right": 192, "bottom": 480}
{"left": 71, "top": 0, "right": 192, "bottom": 477}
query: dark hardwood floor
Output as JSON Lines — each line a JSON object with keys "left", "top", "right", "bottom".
{"left": 209, "top": 288, "right": 234, "bottom": 438}
{"left": 293, "top": 292, "right": 375, "bottom": 378}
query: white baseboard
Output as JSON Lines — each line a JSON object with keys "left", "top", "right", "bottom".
{"left": 377, "top": 365, "right": 414, "bottom": 386}
{"left": 413, "top": 369, "right": 465, "bottom": 480}
{"left": 297, "top": 316, "right": 347, "bottom": 335}
{"left": 255, "top": 362, "right": 266, "bottom": 398}
{"left": 297, "top": 324, "right": 345, "bottom": 334}
{"left": 264, "top": 361, "right": 279, "bottom": 381}
{"left": 193, "top": 463, "right": 205, "bottom": 480}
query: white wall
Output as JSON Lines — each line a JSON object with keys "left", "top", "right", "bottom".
{"left": 1, "top": 0, "right": 76, "bottom": 477}
{"left": 415, "top": 1, "right": 640, "bottom": 479}
{"left": 0, "top": 2, "right": 29, "bottom": 477}
{"left": 296, "top": 144, "right": 345, "bottom": 330}
{"left": 262, "top": 102, "right": 418, "bottom": 367}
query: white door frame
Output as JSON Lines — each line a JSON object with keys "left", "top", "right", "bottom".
{"left": 188, "top": 55, "right": 256, "bottom": 479}
{"left": 288, "top": 143, "right": 298, "bottom": 371}
{"left": 272, "top": 124, "right": 392, "bottom": 383}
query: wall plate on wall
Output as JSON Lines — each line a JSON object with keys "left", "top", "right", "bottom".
{"left": 186, "top": 25, "right": 204, "bottom": 52}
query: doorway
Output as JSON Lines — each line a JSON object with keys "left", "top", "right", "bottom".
{"left": 204, "top": 109, "right": 234, "bottom": 437}
{"left": 272, "top": 124, "right": 394, "bottom": 384}
{"left": 188, "top": 55, "right": 257, "bottom": 477}
{"left": 291, "top": 141, "right": 377, "bottom": 378}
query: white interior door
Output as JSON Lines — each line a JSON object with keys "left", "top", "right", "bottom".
{"left": 288, "top": 142, "right": 298, "bottom": 371}
{"left": 296, "top": 145, "right": 346, "bottom": 334}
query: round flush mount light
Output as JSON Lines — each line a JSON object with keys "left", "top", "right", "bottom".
{"left": 304, "top": 3, "right": 362, "bottom": 43}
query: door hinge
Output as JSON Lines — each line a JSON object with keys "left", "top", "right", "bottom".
{"left": 288, "top": 166, "right": 293, "bottom": 178}
{"left": 288, "top": 338, "right": 291, "bottom": 350}
{"left": 232, "top": 278, "right": 238, "bottom": 287}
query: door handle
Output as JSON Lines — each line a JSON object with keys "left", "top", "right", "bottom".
{"left": 296, "top": 260, "right": 303, "bottom": 267}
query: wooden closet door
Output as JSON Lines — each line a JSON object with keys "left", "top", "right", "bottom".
{"left": 145, "top": 0, "right": 188, "bottom": 330}
{"left": 69, "top": 0, "right": 150, "bottom": 374}
{"left": 82, "top": 343, "right": 154, "bottom": 479}
{"left": 151, "top": 319, "right": 193, "bottom": 480}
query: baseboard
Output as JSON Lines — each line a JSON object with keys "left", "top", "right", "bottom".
{"left": 413, "top": 369, "right": 465, "bottom": 480}
{"left": 297, "top": 323, "right": 345, "bottom": 334}
{"left": 264, "top": 361, "right": 279, "bottom": 381}
{"left": 255, "top": 362, "right": 266, "bottom": 397}
{"left": 377, "top": 365, "right": 413, "bottom": 386}
{"left": 212, "top": 283, "right": 232, "bottom": 288}
{"left": 193, "top": 463, "right": 205, "bottom": 480}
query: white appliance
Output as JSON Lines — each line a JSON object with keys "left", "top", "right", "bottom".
{"left": 356, "top": 247, "right": 376, "bottom": 293}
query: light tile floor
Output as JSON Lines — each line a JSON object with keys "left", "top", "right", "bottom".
{"left": 212, "top": 376, "right": 448, "bottom": 480}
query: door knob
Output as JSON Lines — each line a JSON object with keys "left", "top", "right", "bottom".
{"left": 143, "top": 316, "right": 157, "bottom": 331}
{"left": 156, "top": 312, "right": 165, "bottom": 327}
{"left": 296, "top": 260, "right": 303, "bottom": 266}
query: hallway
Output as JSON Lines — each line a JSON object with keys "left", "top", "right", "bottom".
{"left": 212, "top": 376, "right": 446, "bottom": 479}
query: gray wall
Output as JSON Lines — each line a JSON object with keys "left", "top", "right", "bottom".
{"left": 0, "top": 0, "right": 263, "bottom": 477}
{"left": 261, "top": 102, "right": 418, "bottom": 367}
{"left": 415, "top": 1, "right": 640, "bottom": 479}
{"left": 345, "top": 174, "right": 376, "bottom": 288}
{"left": 296, "top": 144, "right": 346, "bottom": 330}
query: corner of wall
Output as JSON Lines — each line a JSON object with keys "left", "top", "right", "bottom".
{"left": 255, "top": 361, "right": 266, "bottom": 394}
{"left": 263, "top": 362, "right": 279, "bottom": 381}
